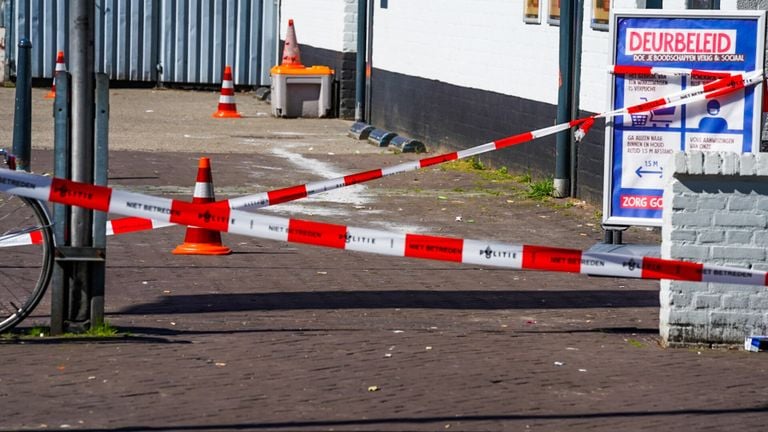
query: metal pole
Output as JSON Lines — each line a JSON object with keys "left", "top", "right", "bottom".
{"left": 12, "top": 38, "right": 32, "bottom": 171}
{"left": 90, "top": 73, "right": 109, "bottom": 327}
{"left": 69, "top": 0, "right": 95, "bottom": 325}
{"left": 364, "top": 0, "right": 374, "bottom": 122}
{"left": 355, "top": 0, "right": 367, "bottom": 121}
{"left": 50, "top": 71, "right": 70, "bottom": 335}
{"left": 569, "top": 0, "right": 584, "bottom": 198}
{"left": 69, "top": 0, "right": 94, "bottom": 248}
{"left": 554, "top": 1, "right": 575, "bottom": 198}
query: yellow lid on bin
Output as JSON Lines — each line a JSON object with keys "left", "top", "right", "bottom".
{"left": 271, "top": 65, "right": 334, "bottom": 76}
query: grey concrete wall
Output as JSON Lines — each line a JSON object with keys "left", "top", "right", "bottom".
{"left": 661, "top": 151, "right": 768, "bottom": 347}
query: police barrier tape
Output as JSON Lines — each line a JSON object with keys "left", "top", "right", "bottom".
{"left": 608, "top": 64, "right": 736, "bottom": 79}
{"left": 88, "top": 70, "right": 764, "bottom": 236}
{"left": 3, "top": 70, "right": 763, "bottom": 247}
{"left": 0, "top": 168, "right": 766, "bottom": 287}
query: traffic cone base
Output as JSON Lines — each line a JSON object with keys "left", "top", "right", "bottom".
{"left": 212, "top": 107, "right": 242, "bottom": 118}
{"left": 172, "top": 157, "right": 232, "bottom": 255}
{"left": 171, "top": 231, "right": 232, "bottom": 255}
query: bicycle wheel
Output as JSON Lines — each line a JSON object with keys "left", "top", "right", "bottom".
{"left": 0, "top": 194, "right": 54, "bottom": 333}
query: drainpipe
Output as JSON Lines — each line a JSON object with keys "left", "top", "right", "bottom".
{"left": 570, "top": 1, "right": 584, "bottom": 198}
{"left": 355, "top": 0, "right": 367, "bottom": 121}
{"left": 554, "top": 0, "right": 580, "bottom": 198}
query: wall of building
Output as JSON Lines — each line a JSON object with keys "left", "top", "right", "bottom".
{"left": 661, "top": 151, "right": 768, "bottom": 346}
{"left": 365, "top": 0, "right": 618, "bottom": 197}
{"left": 277, "top": 0, "right": 756, "bottom": 205}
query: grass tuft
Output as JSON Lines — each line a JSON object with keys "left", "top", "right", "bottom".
{"left": 526, "top": 178, "right": 554, "bottom": 200}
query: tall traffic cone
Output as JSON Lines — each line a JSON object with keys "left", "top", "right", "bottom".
{"left": 172, "top": 157, "right": 232, "bottom": 255}
{"left": 212, "top": 65, "right": 241, "bottom": 118}
{"left": 45, "top": 51, "right": 66, "bottom": 99}
{"left": 281, "top": 19, "right": 303, "bottom": 67}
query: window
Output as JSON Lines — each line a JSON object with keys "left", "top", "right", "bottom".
{"left": 524, "top": 0, "right": 541, "bottom": 24}
{"left": 646, "top": 0, "right": 662, "bottom": 8}
{"left": 591, "top": 0, "right": 610, "bottom": 31}
{"left": 548, "top": 0, "right": 560, "bottom": 25}
{"left": 688, "top": 0, "right": 720, "bottom": 8}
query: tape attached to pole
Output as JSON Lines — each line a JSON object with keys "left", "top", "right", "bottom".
{"left": 0, "top": 168, "right": 766, "bottom": 287}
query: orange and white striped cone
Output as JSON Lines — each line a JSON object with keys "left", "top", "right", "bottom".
{"left": 281, "top": 19, "right": 303, "bottom": 67}
{"left": 212, "top": 65, "right": 241, "bottom": 118}
{"left": 45, "top": 51, "right": 66, "bottom": 99}
{"left": 172, "top": 157, "right": 232, "bottom": 255}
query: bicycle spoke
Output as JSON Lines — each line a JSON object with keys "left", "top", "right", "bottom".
{"left": 0, "top": 195, "right": 54, "bottom": 332}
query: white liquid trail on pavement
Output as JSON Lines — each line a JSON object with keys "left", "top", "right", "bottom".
{"left": 266, "top": 147, "right": 428, "bottom": 233}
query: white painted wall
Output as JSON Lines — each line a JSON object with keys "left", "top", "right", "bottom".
{"left": 370, "top": 1, "right": 562, "bottom": 106}
{"left": 278, "top": 0, "right": 731, "bottom": 113}
{"left": 279, "top": 0, "right": 357, "bottom": 53}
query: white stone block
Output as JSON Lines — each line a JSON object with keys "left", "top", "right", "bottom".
{"left": 757, "top": 153, "right": 768, "bottom": 176}
{"left": 720, "top": 152, "right": 738, "bottom": 175}
{"left": 703, "top": 152, "right": 722, "bottom": 175}
{"left": 673, "top": 152, "right": 688, "bottom": 174}
{"left": 740, "top": 153, "right": 757, "bottom": 175}
{"left": 688, "top": 151, "right": 704, "bottom": 174}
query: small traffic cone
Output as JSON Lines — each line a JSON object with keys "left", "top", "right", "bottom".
{"left": 172, "top": 157, "right": 232, "bottom": 255}
{"left": 212, "top": 65, "right": 241, "bottom": 118}
{"left": 281, "top": 19, "right": 303, "bottom": 67}
{"left": 45, "top": 51, "right": 66, "bottom": 99}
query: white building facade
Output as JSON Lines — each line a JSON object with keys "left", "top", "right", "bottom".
{"left": 281, "top": 0, "right": 750, "bottom": 202}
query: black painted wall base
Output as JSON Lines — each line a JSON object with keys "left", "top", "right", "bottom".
{"left": 281, "top": 43, "right": 606, "bottom": 204}
{"left": 369, "top": 68, "right": 606, "bottom": 203}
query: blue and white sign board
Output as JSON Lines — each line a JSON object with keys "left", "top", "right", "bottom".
{"left": 603, "top": 10, "right": 765, "bottom": 227}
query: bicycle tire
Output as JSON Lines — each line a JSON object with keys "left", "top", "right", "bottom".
{"left": 0, "top": 194, "right": 55, "bottom": 333}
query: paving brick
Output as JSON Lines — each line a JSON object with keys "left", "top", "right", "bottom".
{"left": 0, "top": 88, "right": 765, "bottom": 432}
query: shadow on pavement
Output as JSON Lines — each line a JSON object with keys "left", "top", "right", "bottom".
{"left": 10, "top": 406, "right": 767, "bottom": 432}
{"left": 116, "top": 325, "right": 658, "bottom": 338}
{"left": 119, "top": 289, "right": 659, "bottom": 315}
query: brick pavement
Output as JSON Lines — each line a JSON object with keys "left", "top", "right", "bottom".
{"left": 0, "top": 89, "right": 767, "bottom": 431}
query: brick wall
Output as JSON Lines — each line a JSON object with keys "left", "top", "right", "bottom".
{"left": 661, "top": 151, "right": 768, "bottom": 346}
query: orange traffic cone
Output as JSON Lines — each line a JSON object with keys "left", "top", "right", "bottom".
{"left": 212, "top": 65, "right": 241, "bottom": 118}
{"left": 281, "top": 19, "right": 303, "bottom": 67}
{"left": 172, "top": 157, "right": 232, "bottom": 255}
{"left": 45, "top": 51, "right": 66, "bottom": 99}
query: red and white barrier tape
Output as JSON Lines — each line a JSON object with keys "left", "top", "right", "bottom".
{"left": 129, "top": 69, "right": 767, "bottom": 217}
{"left": 5, "top": 69, "right": 763, "bottom": 246}
{"left": 598, "top": 70, "right": 762, "bottom": 119}
{"left": 0, "top": 169, "right": 766, "bottom": 287}
{"left": 609, "top": 64, "right": 735, "bottom": 79}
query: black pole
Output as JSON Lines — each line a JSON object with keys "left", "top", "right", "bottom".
{"left": 355, "top": 0, "right": 367, "bottom": 121}
{"left": 12, "top": 38, "right": 32, "bottom": 172}
{"left": 554, "top": 1, "right": 576, "bottom": 198}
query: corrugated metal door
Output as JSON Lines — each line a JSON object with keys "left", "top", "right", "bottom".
{"left": 6, "top": 0, "right": 276, "bottom": 85}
